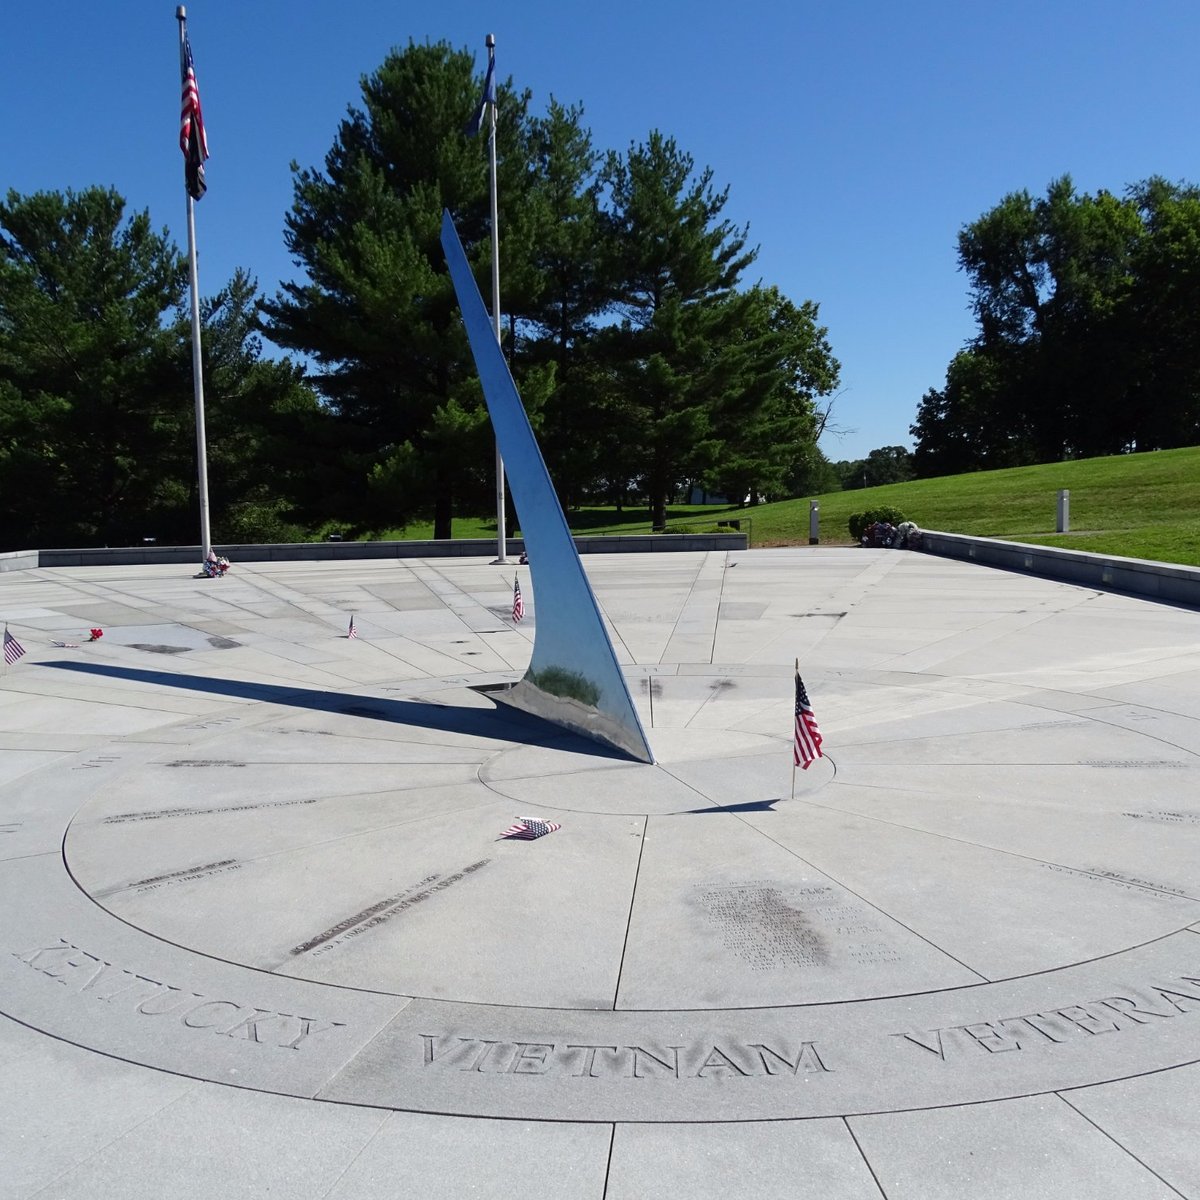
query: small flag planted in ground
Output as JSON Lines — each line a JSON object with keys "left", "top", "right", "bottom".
{"left": 512, "top": 575, "right": 524, "bottom": 623}
{"left": 793, "top": 667, "right": 824, "bottom": 769}
{"left": 4, "top": 628, "right": 26, "bottom": 665}
{"left": 500, "top": 817, "right": 561, "bottom": 840}
{"left": 347, "top": 615, "right": 358, "bottom": 639}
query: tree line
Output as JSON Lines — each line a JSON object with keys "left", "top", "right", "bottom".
{"left": 0, "top": 41, "right": 841, "bottom": 551}
{"left": 911, "top": 176, "right": 1200, "bottom": 476}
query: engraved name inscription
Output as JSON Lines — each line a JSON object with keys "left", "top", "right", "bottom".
{"left": 14, "top": 938, "right": 344, "bottom": 1051}
{"left": 1125, "top": 810, "right": 1200, "bottom": 826}
{"left": 73, "top": 755, "right": 120, "bottom": 771}
{"left": 894, "top": 975, "right": 1200, "bottom": 1060}
{"left": 180, "top": 716, "right": 240, "bottom": 732}
{"left": 163, "top": 760, "right": 247, "bottom": 769}
{"left": 1043, "top": 863, "right": 1189, "bottom": 900}
{"left": 700, "top": 882, "right": 900, "bottom": 971}
{"left": 1080, "top": 760, "right": 1187, "bottom": 769}
{"left": 418, "top": 1035, "right": 831, "bottom": 1079}
{"left": 701, "top": 884, "right": 828, "bottom": 970}
{"left": 0, "top": 822, "right": 21, "bottom": 835}
{"left": 103, "top": 798, "right": 319, "bottom": 824}
{"left": 292, "top": 860, "right": 490, "bottom": 957}
{"left": 128, "top": 860, "right": 242, "bottom": 893}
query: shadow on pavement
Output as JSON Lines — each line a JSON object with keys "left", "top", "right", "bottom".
{"left": 38, "top": 659, "right": 628, "bottom": 759}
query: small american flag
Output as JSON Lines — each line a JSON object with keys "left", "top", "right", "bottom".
{"left": 4, "top": 628, "right": 26, "bottom": 665}
{"left": 512, "top": 575, "right": 524, "bottom": 623}
{"left": 347, "top": 615, "right": 358, "bottom": 639}
{"left": 501, "top": 817, "right": 561, "bottom": 840}
{"left": 793, "top": 670, "right": 824, "bottom": 769}
{"left": 180, "top": 32, "right": 209, "bottom": 200}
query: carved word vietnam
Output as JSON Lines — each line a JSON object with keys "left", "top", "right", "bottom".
{"left": 418, "top": 1035, "right": 831, "bottom": 1080}
{"left": 14, "top": 938, "right": 343, "bottom": 1052}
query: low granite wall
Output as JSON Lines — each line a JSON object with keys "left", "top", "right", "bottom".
{"left": 25, "top": 532, "right": 747, "bottom": 569}
{"left": 919, "top": 530, "right": 1200, "bottom": 607}
{"left": 0, "top": 550, "right": 40, "bottom": 574}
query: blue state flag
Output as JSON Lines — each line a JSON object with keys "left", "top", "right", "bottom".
{"left": 464, "top": 56, "right": 496, "bottom": 136}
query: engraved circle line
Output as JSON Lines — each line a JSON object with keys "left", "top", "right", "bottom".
{"left": 50, "top": 776, "right": 1200, "bottom": 1016}
{"left": 14, "top": 835, "right": 1200, "bottom": 1022}
{"left": 36, "top": 668, "right": 1200, "bottom": 1015}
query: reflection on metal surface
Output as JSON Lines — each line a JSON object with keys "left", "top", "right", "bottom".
{"left": 441, "top": 211, "right": 655, "bottom": 763}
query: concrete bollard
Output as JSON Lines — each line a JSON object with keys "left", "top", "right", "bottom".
{"left": 809, "top": 501, "right": 820, "bottom": 545}
{"left": 1056, "top": 489, "right": 1070, "bottom": 533}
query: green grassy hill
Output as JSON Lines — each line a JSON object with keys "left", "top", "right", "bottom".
{"left": 730, "top": 446, "right": 1200, "bottom": 565}
{"left": 383, "top": 445, "right": 1200, "bottom": 567}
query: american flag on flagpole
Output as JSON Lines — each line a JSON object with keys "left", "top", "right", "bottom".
{"left": 464, "top": 52, "right": 496, "bottom": 137}
{"left": 500, "top": 817, "right": 560, "bottom": 840}
{"left": 512, "top": 575, "right": 524, "bottom": 623}
{"left": 347, "top": 615, "right": 358, "bottom": 639}
{"left": 793, "top": 670, "right": 824, "bottom": 769}
{"left": 180, "top": 32, "right": 209, "bottom": 199}
{"left": 4, "top": 628, "right": 26, "bottom": 666}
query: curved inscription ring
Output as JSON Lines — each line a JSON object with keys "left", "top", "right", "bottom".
{"left": 3, "top": 663, "right": 1200, "bottom": 1122}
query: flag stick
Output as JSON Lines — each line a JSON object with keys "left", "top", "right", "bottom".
{"left": 2, "top": 625, "right": 8, "bottom": 680}
{"left": 790, "top": 657, "right": 798, "bottom": 798}
{"left": 486, "top": 33, "right": 508, "bottom": 566}
{"left": 177, "top": 7, "right": 212, "bottom": 563}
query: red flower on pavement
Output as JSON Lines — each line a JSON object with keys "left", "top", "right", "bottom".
{"left": 88, "top": 628, "right": 104, "bottom": 641}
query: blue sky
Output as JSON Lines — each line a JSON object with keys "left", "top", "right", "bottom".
{"left": 3, "top": 0, "right": 1198, "bottom": 461}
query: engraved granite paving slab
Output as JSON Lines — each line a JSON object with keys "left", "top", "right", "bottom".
{"left": 606, "top": 1120, "right": 884, "bottom": 1200}
{"left": 1065, "top": 1059, "right": 1200, "bottom": 1197}
{"left": 5, "top": 550, "right": 1200, "bottom": 1196}
{"left": 849, "top": 1095, "right": 1182, "bottom": 1200}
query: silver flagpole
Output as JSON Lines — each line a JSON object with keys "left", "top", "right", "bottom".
{"left": 486, "top": 32, "right": 508, "bottom": 565}
{"left": 177, "top": 6, "right": 213, "bottom": 563}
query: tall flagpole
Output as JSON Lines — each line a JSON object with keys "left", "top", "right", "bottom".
{"left": 486, "top": 33, "right": 508, "bottom": 565}
{"left": 177, "top": 6, "right": 212, "bottom": 563}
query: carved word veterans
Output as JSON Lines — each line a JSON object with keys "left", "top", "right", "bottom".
{"left": 14, "top": 938, "right": 344, "bottom": 1052}
{"left": 419, "top": 1035, "right": 831, "bottom": 1080}
{"left": 895, "top": 976, "right": 1200, "bottom": 1060}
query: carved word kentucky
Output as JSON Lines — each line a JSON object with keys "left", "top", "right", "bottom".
{"left": 14, "top": 938, "right": 343, "bottom": 1052}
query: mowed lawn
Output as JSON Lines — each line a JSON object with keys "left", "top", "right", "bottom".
{"left": 741, "top": 445, "right": 1200, "bottom": 565}
{"left": 382, "top": 445, "right": 1200, "bottom": 567}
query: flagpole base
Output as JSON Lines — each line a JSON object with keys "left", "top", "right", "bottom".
{"left": 491, "top": 557, "right": 509, "bottom": 565}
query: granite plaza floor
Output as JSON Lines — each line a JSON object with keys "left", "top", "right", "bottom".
{"left": 2, "top": 546, "right": 1199, "bottom": 1199}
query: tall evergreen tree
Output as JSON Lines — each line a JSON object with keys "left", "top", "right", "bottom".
{"left": 597, "top": 132, "right": 756, "bottom": 528}
{"left": 514, "top": 100, "right": 613, "bottom": 506}
{"left": 258, "top": 41, "right": 534, "bottom": 538}
{"left": 0, "top": 187, "right": 323, "bottom": 551}
{"left": 0, "top": 187, "right": 188, "bottom": 549}
{"left": 190, "top": 269, "right": 328, "bottom": 542}
{"left": 706, "top": 285, "right": 839, "bottom": 504}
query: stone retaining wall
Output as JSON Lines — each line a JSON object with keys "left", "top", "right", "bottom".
{"left": 16, "top": 532, "right": 747, "bottom": 569}
{"left": 919, "top": 530, "right": 1200, "bottom": 607}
